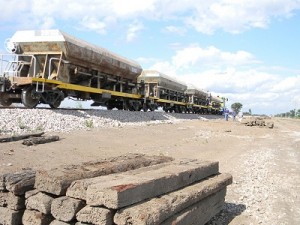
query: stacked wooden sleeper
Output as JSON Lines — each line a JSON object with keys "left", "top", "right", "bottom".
{"left": 0, "top": 154, "right": 232, "bottom": 225}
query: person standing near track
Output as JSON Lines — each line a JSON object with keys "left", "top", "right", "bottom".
{"left": 224, "top": 108, "right": 229, "bottom": 121}
{"left": 232, "top": 111, "right": 236, "bottom": 121}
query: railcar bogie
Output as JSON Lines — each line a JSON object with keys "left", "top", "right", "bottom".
{"left": 0, "top": 92, "right": 13, "bottom": 106}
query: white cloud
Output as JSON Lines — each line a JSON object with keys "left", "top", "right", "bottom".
{"left": 0, "top": 0, "right": 29, "bottom": 20}
{"left": 1, "top": 0, "right": 299, "bottom": 35}
{"left": 184, "top": 0, "right": 300, "bottom": 34}
{"left": 164, "top": 26, "right": 186, "bottom": 35}
{"left": 171, "top": 45, "right": 256, "bottom": 69}
{"left": 150, "top": 61, "right": 178, "bottom": 78}
{"left": 209, "top": 72, "right": 300, "bottom": 115}
{"left": 181, "top": 68, "right": 275, "bottom": 93}
{"left": 192, "top": 70, "right": 300, "bottom": 114}
{"left": 271, "top": 75, "right": 300, "bottom": 92}
{"left": 126, "top": 21, "right": 144, "bottom": 42}
{"left": 39, "top": 17, "right": 56, "bottom": 29}
{"left": 136, "top": 56, "right": 160, "bottom": 65}
{"left": 79, "top": 16, "right": 107, "bottom": 34}
{"left": 146, "top": 44, "right": 300, "bottom": 114}
{"left": 110, "top": 0, "right": 157, "bottom": 18}
{"left": 148, "top": 45, "right": 266, "bottom": 93}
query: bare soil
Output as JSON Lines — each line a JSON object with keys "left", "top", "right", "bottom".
{"left": 1, "top": 117, "right": 300, "bottom": 224}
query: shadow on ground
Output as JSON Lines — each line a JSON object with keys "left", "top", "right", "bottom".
{"left": 206, "top": 202, "right": 247, "bottom": 225}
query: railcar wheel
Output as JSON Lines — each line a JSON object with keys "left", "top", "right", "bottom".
{"left": 149, "top": 104, "right": 156, "bottom": 111}
{"left": 0, "top": 93, "right": 13, "bottom": 106}
{"left": 21, "top": 86, "right": 39, "bottom": 108}
{"left": 131, "top": 102, "right": 141, "bottom": 111}
{"left": 49, "top": 100, "right": 62, "bottom": 109}
{"left": 123, "top": 102, "right": 130, "bottom": 111}
{"left": 142, "top": 104, "right": 148, "bottom": 112}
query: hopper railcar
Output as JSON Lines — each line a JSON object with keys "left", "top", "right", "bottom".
{"left": 210, "top": 96, "right": 223, "bottom": 114}
{"left": 0, "top": 30, "right": 144, "bottom": 110}
{"left": 185, "top": 84, "right": 210, "bottom": 114}
{"left": 137, "top": 70, "right": 188, "bottom": 113}
{"left": 0, "top": 29, "right": 224, "bottom": 114}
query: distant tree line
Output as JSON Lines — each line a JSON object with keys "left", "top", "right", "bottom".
{"left": 275, "top": 109, "right": 300, "bottom": 118}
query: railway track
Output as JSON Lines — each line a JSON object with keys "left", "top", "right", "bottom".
{"left": 0, "top": 106, "right": 224, "bottom": 118}
{"left": 0, "top": 106, "right": 96, "bottom": 111}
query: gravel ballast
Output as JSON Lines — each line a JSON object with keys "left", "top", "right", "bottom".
{"left": 0, "top": 108, "right": 220, "bottom": 135}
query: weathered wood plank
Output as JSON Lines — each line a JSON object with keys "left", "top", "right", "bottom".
{"left": 22, "top": 135, "right": 59, "bottom": 146}
{"left": 86, "top": 160, "right": 219, "bottom": 209}
{"left": 1, "top": 169, "right": 36, "bottom": 195}
{"left": 114, "top": 173, "right": 232, "bottom": 225}
{"left": 0, "top": 207, "right": 24, "bottom": 225}
{"left": 35, "top": 154, "right": 173, "bottom": 196}
{"left": 51, "top": 196, "right": 85, "bottom": 222}
{"left": 0, "top": 191, "right": 25, "bottom": 210}
{"left": 161, "top": 188, "right": 226, "bottom": 225}
{"left": 22, "top": 209, "right": 54, "bottom": 225}
{"left": 0, "top": 132, "right": 44, "bottom": 143}
{"left": 76, "top": 206, "right": 113, "bottom": 225}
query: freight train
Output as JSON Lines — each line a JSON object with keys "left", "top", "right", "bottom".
{"left": 0, "top": 30, "right": 224, "bottom": 114}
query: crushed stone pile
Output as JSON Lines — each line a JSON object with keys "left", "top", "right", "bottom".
{"left": 0, "top": 108, "right": 221, "bottom": 135}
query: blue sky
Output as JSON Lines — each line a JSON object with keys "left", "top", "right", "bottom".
{"left": 1, "top": 0, "right": 300, "bottom": 114}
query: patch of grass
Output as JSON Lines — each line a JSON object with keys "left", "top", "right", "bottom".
{"left": 84, "top": 119, "right": 94, "bottom": 128}
{"left": 35, "top": 124, "right": 45, "bottom": 132}
{"left": 18, "top": 118, "right": 29, "bottom": 130}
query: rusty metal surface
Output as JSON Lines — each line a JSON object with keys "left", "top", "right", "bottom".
{"left": 11, "top": 77, "right": 33, "bottom": 86}
{"left": 211, "top": 96, "right": 223, "bottom": 103}
{"left": 22, "top": 42, "right": 62, "bottom": 53}
{"left": 10, "top": 30, "right": 142, "bottom": 81}
{"left": 138, "top": 70, "right": 187, "bottom": 92}
{"left": 185, "top": 85, "right": 208, "bottom": 98}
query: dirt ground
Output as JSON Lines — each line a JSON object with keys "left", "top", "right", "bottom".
{"left": 1, "top": 117, "right": 300, "bottom": 224}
